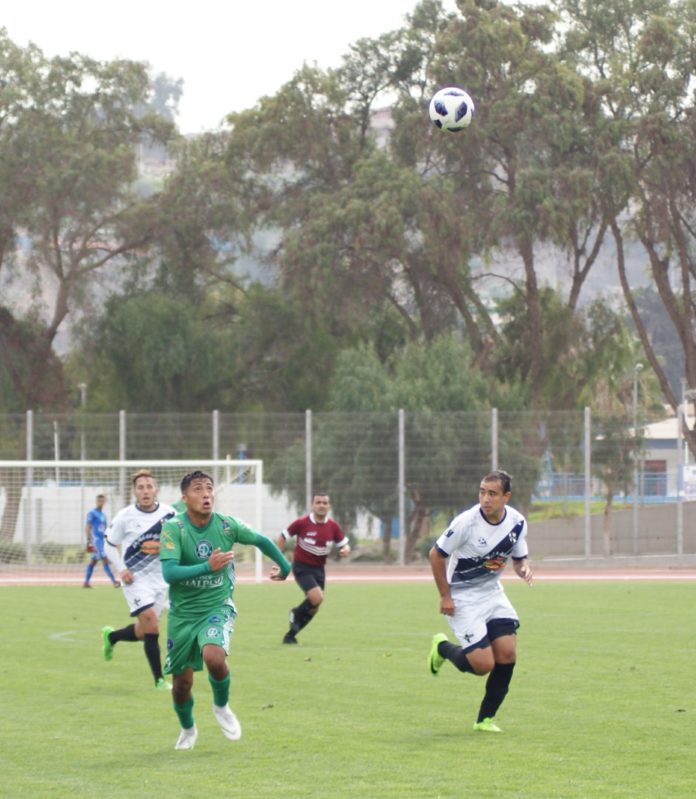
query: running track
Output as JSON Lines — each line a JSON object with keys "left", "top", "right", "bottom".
{"left": 2, "top": 563, "right": 696, "bottom": 586}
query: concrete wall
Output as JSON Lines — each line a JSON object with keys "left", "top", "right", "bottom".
{"left": 531, "top": 503, "right": 696, "bottom": 559}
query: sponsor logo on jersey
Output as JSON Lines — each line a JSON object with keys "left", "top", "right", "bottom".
{"left": 483, "top": 555, "right": 507, "bottom": 571}
{"left": 195, "top": 540, "right": 214, "bottom": 559}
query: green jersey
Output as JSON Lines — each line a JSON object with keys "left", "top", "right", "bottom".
{"left": 160, "top": 511, "right": 287, "bottom": 618}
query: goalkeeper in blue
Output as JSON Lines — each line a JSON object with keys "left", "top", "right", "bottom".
{"left": 160, "top": 470, "right": 291, "bottom": 751}
{"left": 427, "top": 470, "right": 532, "bottom": 733}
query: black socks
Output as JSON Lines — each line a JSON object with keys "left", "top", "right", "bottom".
{"left": 477, "top": 662, "right": 515, "bottom": 722}
{"left": 438, "top": 639, "right": 476, "bottom": 673}
{"left": 144, "top": 633, "right": 164, "bottom": 682}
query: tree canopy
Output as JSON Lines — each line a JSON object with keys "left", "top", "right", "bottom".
{"left": 2, "top": 1, "right": 693, "bottom": 439}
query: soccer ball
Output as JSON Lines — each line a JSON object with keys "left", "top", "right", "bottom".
{"left": 429, "top": 87, "right": 475, "bottom": 132}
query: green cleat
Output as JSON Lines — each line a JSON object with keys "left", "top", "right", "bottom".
{"left": 428, "top": 633, "right": 449, "bottom": 675}
{"left": 155, "top": 678, "right": 172, "bottom": 691}
{"left": 473, "top": 717, "right": 502, "bottom": 733}
{"left": 101, "top": 626, "right": 114, "bottom": 661}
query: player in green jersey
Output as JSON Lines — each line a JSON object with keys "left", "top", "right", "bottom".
{"left": 160, "top": 469, "right": 291, "bottom": 751}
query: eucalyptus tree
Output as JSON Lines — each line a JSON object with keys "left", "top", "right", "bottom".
{"left": 559, "top": 0, "right": 696, "bottom": 451}
{"left": 0, "top": 30, "right": 175, "bottom": 409}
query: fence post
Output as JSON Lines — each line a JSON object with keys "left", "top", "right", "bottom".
{"left": 491, "top": 408, "right": 498, "bottom": 470}
{"left": 677, "top": 403, "right": 684, "bottom": 555}
{"left": 584, "top": 406, "right": 591, "bottom": 559}
{"left": 212, "top": 409, "right": 220, "bottom": 488}
{"left": 119, "top": 411, "right": 126, "bottom": 507}
{"left": 305, "top": 410, "right": 312, "bottom": 511}
{"left": 398, "top": 409, "right": 406, "bottom": 567}
{"left": 25, "top": 410, "right": 33, "bottom": 563}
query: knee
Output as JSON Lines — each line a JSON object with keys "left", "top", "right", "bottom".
{"left": 172, "top": 675, "right": 193, "bottom": 704}
{"left": 468, "top": 650, "right": 496, "bottom": 676}
{"left": 202, "top": 646, "right": 227, "bottom": 677}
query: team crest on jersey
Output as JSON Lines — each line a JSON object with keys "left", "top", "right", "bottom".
{"left": 478, "top": 537, "right": 488, "bottom": 546}
{"left": 196, "top": 540, "right": 214, "bottom": 559}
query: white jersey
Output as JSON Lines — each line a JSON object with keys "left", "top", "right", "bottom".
{"left": 106, "top": 502, "right": 176, "bottom": 578}
{"left": 434, "top": 504, "right": 528, "bottom": 591}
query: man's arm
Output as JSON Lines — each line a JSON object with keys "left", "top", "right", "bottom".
{"left": 238, "top": 529, "right": 291, "bottom": 579}
{"left": 335, "top": 524, "right": 351, "bottom": 558}
{"left": 512, "top": 557, "right": 533, "bottom": 585}
{"left": 429, "top": 546, "right": 454, "bottom": 616}
{"left": 161, "top": 549, "right": 233, "bottom": 584}
{"left": 104, "top": 539, "right": 133, "bottom": 583}
{"left": 254, "top": 534, "right": 292, "bottom": 578}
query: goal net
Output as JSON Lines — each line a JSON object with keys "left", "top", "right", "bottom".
{"left": 0, "top": 459, "right": 268, "bottom": 585}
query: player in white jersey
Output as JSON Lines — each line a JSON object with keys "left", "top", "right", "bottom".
{"left": 427, "top": 470, "right": 532, "bottom": 733}
{"left": 101, "top": 469, "right": 177, "bottom": 690}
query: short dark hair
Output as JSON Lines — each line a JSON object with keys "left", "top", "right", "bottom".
{"left": 482, "top": 470, "right": 512, "bottom": 494}
{"left": 180, "top": 470, "right": 214, "bottom": 493}
{"left": 96, "top": 493, "right": 105, "bottom": 500}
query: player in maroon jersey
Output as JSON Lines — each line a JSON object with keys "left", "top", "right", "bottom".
{"left": 275, "top": 493, "right": 351, "bottom": 644}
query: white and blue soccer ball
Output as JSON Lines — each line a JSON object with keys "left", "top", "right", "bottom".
{"left": 429, "top": 87, "right": 475, "bottom": 132}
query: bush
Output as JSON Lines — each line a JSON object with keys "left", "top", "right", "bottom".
{"left": 38, "top": 543, "right": 66, "bottom": 563}
{"left": 417, "top": 535, "right": 437, "bottom": 561}
{"left": 0, "top": 542, "right": 27, "bottom": 564}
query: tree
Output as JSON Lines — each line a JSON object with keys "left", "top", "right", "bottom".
{"left": 267, "top": 334, "right": 535, "bottom": 561}
{"left": 559, "top": 0, "right": 696, "bottom": 452}
{"left": 75, "top": 291, "right": 237, "bottom": 412}
{"left": 0, "top": 30, "right": 175, "bottom": 409}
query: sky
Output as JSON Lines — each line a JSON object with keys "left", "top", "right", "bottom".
{"left": 2, "top": 0, "right": 456, "bottom": 134}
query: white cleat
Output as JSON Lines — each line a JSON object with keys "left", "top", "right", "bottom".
{"left": 174, "top": 725, "right": 198, "bottom": 750}
{"left": 213, "top": 704, "right": 242, "bottom": 741}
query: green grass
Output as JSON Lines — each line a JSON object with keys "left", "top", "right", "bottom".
{"left": 1, "top": 579, "right": 695, "bottom": 798}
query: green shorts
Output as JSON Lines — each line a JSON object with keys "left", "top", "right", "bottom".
{"left": 164, "top": 603, "right": 237, "bottom": 675}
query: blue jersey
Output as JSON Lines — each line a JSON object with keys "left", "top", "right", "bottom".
{"left": 87, "top": 508, "right": 107, "bottom": 541}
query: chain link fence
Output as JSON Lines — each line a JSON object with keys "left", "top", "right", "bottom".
{"left": 1, "top": 408, "right": 693, "bottom": 563}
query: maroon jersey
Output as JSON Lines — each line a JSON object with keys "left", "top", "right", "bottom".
{"left": 282, "top": 513, "right": 349, "bottom": 567}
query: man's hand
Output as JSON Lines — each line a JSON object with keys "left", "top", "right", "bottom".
{"left": 514, "top": 559, "right": 533, "bottom": 586}
{"left": 86, "top": 543, "right": 95, "bottom": 553}
{"left": 120, "top": 569, "right": 134, "bottom": 585}
{"left": 208, "top": 548, "right": 235, "bottom": 572}
{"left": 339, "top": 544, "right": 351, "bottom": 558}
{"left": 269, "top": 565, "right": 288, "bottom": 581}
{"left": 439, "top": 595, "right": 455, "bottom": 616}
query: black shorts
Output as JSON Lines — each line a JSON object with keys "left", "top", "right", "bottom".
{"left": 292, "top": 561, "right": 326, "bottom": 593}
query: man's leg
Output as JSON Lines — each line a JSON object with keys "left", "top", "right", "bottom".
{"left": 83, "top": 558, "right": 96, "bottom": 587}
{"left": 172, "top": 669, "right": 197, "bottom": 750}
{"left": 474, "top": 633, "right": 517, "bottom": 728}
{"left": 203, "top": 636, "right": 241, "bottom": 741}
{"left": 285, "top": 580, "right": 323, "bottom": 643}
{"left": 135, "top": 607, "right": 169, "bottom": 687}
{"left": 100, "top": 558, "right": 119, "bottom": 586}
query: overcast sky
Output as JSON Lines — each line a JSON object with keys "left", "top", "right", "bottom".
{"left": 3, "top": 0, "right": 456, "bottom": 133}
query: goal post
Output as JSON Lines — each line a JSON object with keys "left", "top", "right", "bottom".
{"left": 0, "top": 459, "right": 266, "bottom": 584}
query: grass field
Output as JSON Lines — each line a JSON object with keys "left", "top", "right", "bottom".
{"left": 1, "top": 577, "right": 695, "bottom": 798}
